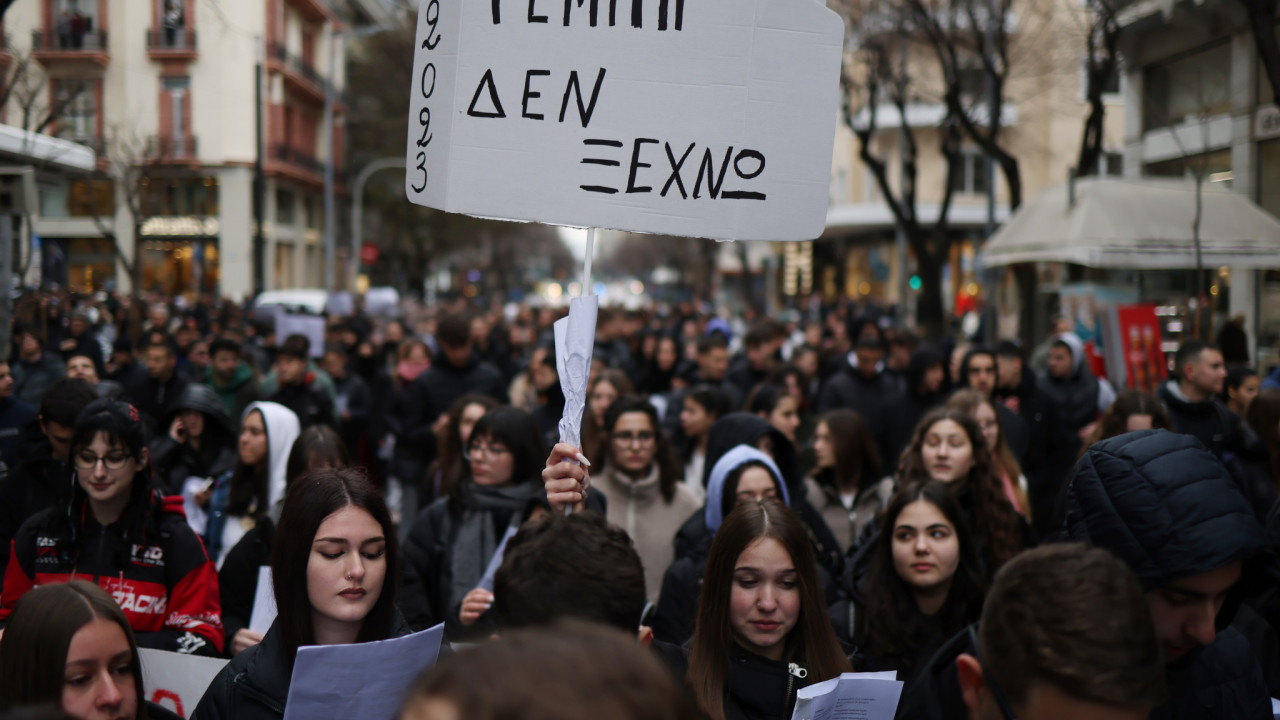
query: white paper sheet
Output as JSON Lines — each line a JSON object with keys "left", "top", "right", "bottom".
{"left": 477, "top": 524, "right": 520, "bottom": 593}
{"left": 275, "top": 314, "right": 327, "bottom": 358}
{"left": 139, "top": 648, "right": 229, "bottom": 719}
{"left": 282, "top": 623, "right": 446, "bottom": 720}
{"left": 792, "top": 672, "right": 904, "bottom": 720}
{"left": 553, "top": 295, "right": 598, "bottom": 453}
{"left": 248, "top": 566, "right": 277, "bottom": 635}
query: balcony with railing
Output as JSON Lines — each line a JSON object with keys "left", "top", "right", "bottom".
{"left": 32, "top": 28, "right": 109, "bottom": 66}
{"left": 267, "top": 41, "right": 332, "bottom": 105}
{"left": 270, "top": 142, "right": 326, "bottom": 183}
{"left": 147, "top": 28, "right": 197, "bottom": 60}
{"left": 146, "top": 135, "right": 199, "bottom": 162}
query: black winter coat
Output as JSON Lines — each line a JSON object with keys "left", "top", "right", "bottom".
{"left": 722, "top": 644, "right": 815, "bottom": 720}
{"left": 0, "top": 425, "right": 68, "bottom": 581}
{"left": 217, "top": 517, "right": 276, "bottom": 653}
{"left": 268, "top": 378, "right": 334, "bottom": 431}
{"left": 1157, "top": 381, "right": 1240, "bottom": 460}
{"left": 191, "top": 614, "right": 411, "bottom": 720}
{"left": 1062, "top": 429, "right": 1272, "bottom": 720}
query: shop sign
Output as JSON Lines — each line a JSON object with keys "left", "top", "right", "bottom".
{"left": 140, "top": 216, "right": 219, "bottom": 237}
{"left": 1256, "top": 104, "right": 1280, "bottom": 141}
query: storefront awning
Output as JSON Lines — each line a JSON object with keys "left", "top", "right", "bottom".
{"left": 980, "top": 177, "right": 1280, "bottom": 270}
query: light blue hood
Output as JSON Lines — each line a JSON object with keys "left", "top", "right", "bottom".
{"left": 705, "top": 445, "right": 789, "bottom": 534}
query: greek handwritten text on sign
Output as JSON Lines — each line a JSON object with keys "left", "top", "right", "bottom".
{"left": 404, "top": 0, "right": 843, "bottom": 241}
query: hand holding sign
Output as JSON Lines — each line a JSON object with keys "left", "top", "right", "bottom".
{"left": 405, "top": 0, "right": 843, "bottom": 241}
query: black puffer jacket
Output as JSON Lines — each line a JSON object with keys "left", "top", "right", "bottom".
{"left": 149, "top": 384, "right": 238, "bottom": 496}
{"left": 1063, "top": 429, "right": 1272, "bottom": 720}
{"left": 191, "top": 613, "right": 412, "bottom": 720}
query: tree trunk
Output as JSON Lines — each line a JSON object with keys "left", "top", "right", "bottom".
{"left": 915, "top": 247, "right": 946, "bottom": 339}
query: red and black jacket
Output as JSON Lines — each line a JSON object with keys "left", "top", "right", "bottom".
{"left": 0, "top": 493, "right": 224, "bottom": 656}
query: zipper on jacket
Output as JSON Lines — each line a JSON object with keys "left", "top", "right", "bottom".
{"left": 782, "top": 663, "right": 808, "bottom": 720}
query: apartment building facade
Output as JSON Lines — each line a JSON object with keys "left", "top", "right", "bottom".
{"left": 4, "top": 0, "right": 351, "bottom": 299}
{"left": 820, "top": 0, "right": 1126, "bottom": 322}
{"left": 1117, "top": 0, "right": 1280, "bottom": 361}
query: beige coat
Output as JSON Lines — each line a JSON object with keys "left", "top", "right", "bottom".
{"left": 803, "top": 475, "right": 896, "bottom": 553}
{"left": 596, "top": 464, "right": 703, "bottom": 604}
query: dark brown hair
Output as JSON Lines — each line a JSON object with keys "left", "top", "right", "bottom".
{"left": 582, "top": 369, "right": 635, "bottom": 460}
{"left": 430, "top": 393, "right": 500, "bottom": 501}
{"left": 270, "top": 467, "right": 399, "bottom": 666}
{"left": 403, "top": 621, "right": 701, "bottom": 720}
{"left": 814, "top": 408, "right": 883, "bottom": 494}
{"left": 1246, "top": 390, "right": 1280, "bottom": 490}
{"left": 687, "top": 500, "right": 851, "bottom": 720}
{"left": 494, "top": 512, "right": 646, "bottom": 632}
{"left": 0, "top": 581, "right": 149, "bottom": 719}
{"left": 859, "top": 481, "right": 986, "bottom": 673}
{"left": 945, "top": 390, "right": 1028, "bottom": 517}
{"left": 1080, "top": 390, "right": 1173, "bottom": 455}
{"left": 900, "top": 407, "right": 1023, "bottom": 570}
{"left": 603, "top": 395, "right": 681, "bottom": 503}
{"left": 979, "top": 543, "right": 1166, "bottom": 711}
{"left": 284, "top": 425, "right": 350, "bottom": 491}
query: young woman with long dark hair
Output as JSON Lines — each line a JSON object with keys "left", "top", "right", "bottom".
{"left": 194, "top": 467, "right": 403, "bottom": 719}
{"left": 219, "top": 425, "right": 350, "bottom": 656}
{"left": 0, "top": 580, "right": 183, "bottom": 720}
{"left": 400, "top": 407, "right": 547, "bottom": 636}
{"left": 203, "top": 402, "right": 300, "bottom": 564}
{"left": 423, "top": 394, "right": 499, "bottom": 504}
{"left": 804, "top": 408, "right": 887, "bottom": 552}
{"left": 685, "top": 500, "right": 851, "bottom": 720}
{"left": 853, "top": 481, "right": 986, "bottom": 687}
{"left": 0, "top": 400, "right": 224, "bottom": 657}
{"left": 895, "top": 407, "right": 1025, "bottom": 572}
{"left": 946, "top": 390, "right": 1030, "bottom": 520}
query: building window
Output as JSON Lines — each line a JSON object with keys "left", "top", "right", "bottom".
{"left": 1144, "top": 43, "right": 1231, "bottom": 132}
{"left": 1078, "top": 57, "right": 1123, "bottom": 101}
{"left": 161, "top": 77, "right": 192, "bottom": 155}
{"left": 53, "top": 0, "right": 101, "bottom": 49}
{"left": 276, "top": 188, "right": 295, "bottom": 225}
{"left": 141, "top": 176, "right": 219, "bottom": 216}
{"left": 53, "top": 79, "right": 97, "bottom": 142}
{"left": 949, "top": 150, "right": 990, "bottom": 195}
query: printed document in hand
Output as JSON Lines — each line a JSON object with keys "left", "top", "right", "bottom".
{"left": 792, "top": 671, "right": 903, "bottom": 720}
{"left": 282, "top": 623, "right": 446, "bottom": 720}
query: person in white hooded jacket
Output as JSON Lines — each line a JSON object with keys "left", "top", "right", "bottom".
{"left": 203, "top": 401, "right": 300, "bottom": 565}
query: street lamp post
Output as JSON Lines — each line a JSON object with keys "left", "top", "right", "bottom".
{"left": 350, "top": 157, "right": 406, "bottom": 290}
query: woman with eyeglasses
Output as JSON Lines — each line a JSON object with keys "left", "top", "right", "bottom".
{"left": 594, "top": 395, "right": 701, "bottom": 605}
{"left": 0, "top": 399, "right": 225, "bottom": 657}
{"left": 400, "top": 406, "right": 548, "bottom": 638}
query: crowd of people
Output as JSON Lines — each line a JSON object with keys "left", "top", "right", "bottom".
{"left": 1, "top": 287, "right": 1279, "bottom": 720}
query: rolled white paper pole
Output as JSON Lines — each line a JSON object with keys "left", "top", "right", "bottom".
{"left": 582, "top": 227, "right": 595, "bottom": 296}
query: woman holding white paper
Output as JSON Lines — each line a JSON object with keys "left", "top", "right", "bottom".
{"left": 193, "top": 467, "right": 406, "bottom": 720}
{"left": 399, "top": 407, "right": 548, "bottom": 636}
{"left": 684, "top": 499, "right": 851, "bottom": 720}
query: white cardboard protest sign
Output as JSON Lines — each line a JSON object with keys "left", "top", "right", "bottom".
{"left": 404, "top": 0, "right": 843, "bottom": 241}
{"left": 275, "top": 314, "right": 326, "bottom": 358}
{"left": 139, "top": 648, "right": 229, "bottom": 718}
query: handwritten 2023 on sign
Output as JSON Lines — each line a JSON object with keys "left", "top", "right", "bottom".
{"left": 405, "top": 0, "right": 844, "bottom": 242}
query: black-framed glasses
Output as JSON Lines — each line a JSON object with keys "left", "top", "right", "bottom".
{"left": 612, "top": 431, "right": 655, "bottom": 446}
{"left": 73, "top": 452, "right": 131, "bottom": 471}
{"left": 968, "top": 626, "right": 1020, "bottom": 720}
{"left": 466, "top": 442, "right": 510, "bottom": 459}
